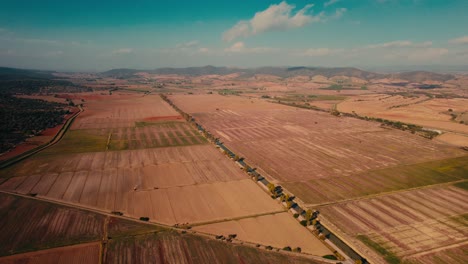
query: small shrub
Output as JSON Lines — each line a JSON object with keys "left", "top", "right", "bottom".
{"left": 139, "top": 217, "right": 150, "bottom": 221}
{"left": 323, "top": 255, "right": 338, "bottom": 260}
{"left": 111, "top": 211, "right": 123, "bottom": 216}
{"left": 293, "top": 247, "right": 302, "bottom": 253}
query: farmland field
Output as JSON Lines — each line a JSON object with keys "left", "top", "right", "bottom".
{"left": 0, "top": 193, "right": 104, "bottom": 256}
{"left": 104, "top": 230, "right": 329, "bottom": 264}
{"left": 194, "top": 212, "right": 332, "bottom": 256}
{"left": 169, "top": 93, "right": 468, "bottom": 263}
{"left": 0, "top": 145, "right": 282, "bottom": 225}
{"left": 0, "top": 243, "right": 100, "bottom": 264}
{"left": 319, "top": 184, "right": 468, "bottom": 263}
{"left": 170, "top": 94, "right": 465, "bottom": 186}
{"left": 0, "top": 192, "right": 327, "bottom": 264}
{"left": 0, "top": 92, "right": 333, "bottom": 259}
{"left": 337, "top": 94, "right": 468, "bottom": 145}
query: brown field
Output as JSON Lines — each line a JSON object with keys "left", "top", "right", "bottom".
{"left": 0, "top": 145, "right": 282, "bottom": 225}
{"left": 0, "top": 193, "right": 104, "bottom": 256}
{"left": 0, "top": 243, "right": 100, "bottom": 264}
{"left": 1, "top": 94, "right": 284, "bottom": 226}
{"left": 15, "top": 94, "right": 69, "bottom": 104}
{"left": 169, "top": 93, "right": 290, "bottom": 113}
{"left": 337, "top": 94, "right": 468, "bottom": 135}
{"left": 169, "top": 93, "right": 468, "bottom": 263}
{"left": 72, "top": 94, "right": 179, "bottom": 129}
{"left": 104, "top": 230, "right": 328, "bottom": 264}
{"left": 403, "top": 242, "right": 468, "bottom": 264}
{"left": 0, "top": 91, "right": 337, "bottom": 258}
{"left": 194, "top": 212, "right": 332, "bottom": 256}
{"left": 282, "top": 155, "right": 468, "bottom": 205}
{"left": 435, "top": 132, "right": 468, "bottom": 146}
{"left": 169, "top": 94, "right": 465, "bottom": 191}
{"left": 319, "top": 184, "right": 468, "bottom": 263}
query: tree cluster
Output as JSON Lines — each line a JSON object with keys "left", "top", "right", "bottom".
{"left": 0, "top": 94, "right": 69, "bottom": 153}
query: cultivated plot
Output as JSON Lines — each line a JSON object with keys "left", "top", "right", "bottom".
{"left": 0, "top": 146, "right": 281, "bottom": 225}
{"left": 194, "top": 212, "right": 333, "bottom": 256}
{"left": 104, "top": 230, "right": 329, "bottom": 264}
{"left": 0, "top": 243, "right": 100, "bottom": 264}
{"left": 0, "top": 193, "right": 104, "bottom": 257}
{"left": 319, "top": 185, "right": 468, "bottom": 262}
{"left": 72, "top": 94, "right": 179, "bottom": 130}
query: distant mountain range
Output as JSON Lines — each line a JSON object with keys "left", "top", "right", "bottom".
{"left": 0, "top": 67, "right": 57, "bottom": 80}
{"left": 100, "top": 66, "right": 456, "bottom": 82}
{"left": 0, "top": 66, "right": 458, "bottom": 83}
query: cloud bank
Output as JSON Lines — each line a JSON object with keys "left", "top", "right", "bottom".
{"left": 223, "top": 1, "right": 323, "bottom": 42}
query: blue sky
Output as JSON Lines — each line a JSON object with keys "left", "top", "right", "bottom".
{"left": 0, "top": 0, "right": 467, "bottom": 71}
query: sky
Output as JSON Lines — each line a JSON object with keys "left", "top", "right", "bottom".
{"left": 0, "top": 0, "right": 467, "bottom": 71}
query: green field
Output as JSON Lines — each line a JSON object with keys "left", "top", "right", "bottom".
{"left": 41, "top": 129, "right": 108, "bottom": 154}
{"left": 357, "top": 235, "right": 400, "bottom": 264}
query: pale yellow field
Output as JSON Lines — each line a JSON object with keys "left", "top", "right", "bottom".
{"left": 194, "top": 212, "right": 333, "bottom": 256}
{"left": 338, "top": 94, "right": 468, "bottom": 134}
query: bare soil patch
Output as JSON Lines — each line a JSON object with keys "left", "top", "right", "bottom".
{"left": 194, "top": 212, "right": 332, "bottom": 256}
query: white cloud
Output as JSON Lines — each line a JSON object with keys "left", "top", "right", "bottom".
{"left": 449, "top": 36, "right": 468, "bottom": 45}
{"left": 367, "top": 40, "right": 432, "bottom": 49}
{"left": 176, "top": 40, "right": 199, "bottom": 48}
{"left": 225, "top": 42, "right": 246, "bottom": 52}
{"left": 112, "top": 48, "right": 133, "bottom": 54}
{"left": 223, "top": 1, "right": 323, "bottom": 42}
{"left": 324, "top": 0, "right": 340, "bottom": 7}
{"left": 333, "top": 8, "right": 347, "bottom": 19}
{"left": 224, "top": 42, "right": 278, "bottom": 53}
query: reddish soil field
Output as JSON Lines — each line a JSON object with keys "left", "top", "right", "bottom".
{"left": 0, "top": 193, "right": 104, "bottom": 256}
{"left": 0, "top": 243, "right": 100, "bottom": 264}
{"left": 104, "top": 231, "right": 327, "bottom": 264}
{"left": 170, "top": 95, "right": 464, "bottom": 186}
{"left": 72, "top": 94, "right": 178, "bottom": 130}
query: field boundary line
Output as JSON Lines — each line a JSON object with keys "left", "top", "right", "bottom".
{"left": 402, "top": 239, "right": 468, "bottom": 260}
{"left": 188, "top": 210, "right": 287, "bottom": 227}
